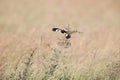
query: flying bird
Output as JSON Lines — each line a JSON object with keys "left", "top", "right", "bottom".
{"left": 52, "top": 28, "right": 71, "bottom": 39}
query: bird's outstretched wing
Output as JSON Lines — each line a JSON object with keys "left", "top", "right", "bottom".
{"left": 52, "top": 28, "right": 71, "bottom": 39}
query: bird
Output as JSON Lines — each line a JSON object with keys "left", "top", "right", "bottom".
{"left": 52, "top": 28, "right": 71, "bottom": 39}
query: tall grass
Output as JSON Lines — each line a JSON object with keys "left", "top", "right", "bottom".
{"left": 2, "top": 28, "right": 120, "bottom": 80}
{"left": 7, "top": 48, "right": 37, "bottom": 80}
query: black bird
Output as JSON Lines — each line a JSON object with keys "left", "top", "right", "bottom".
{"left": 52, "top": 28, "right": 71, "bottom": 39}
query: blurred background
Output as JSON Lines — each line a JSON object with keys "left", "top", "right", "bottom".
{"left": 0, "top": 0, "right": 120, "bottom": 79}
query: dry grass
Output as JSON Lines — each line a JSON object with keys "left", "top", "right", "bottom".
{"left": 0, "top": 0, "right": 120, "bottom": 80}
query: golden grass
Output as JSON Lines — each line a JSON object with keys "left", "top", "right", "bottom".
{"left": 0, "top": 0, "right": 120, "bottom": 80}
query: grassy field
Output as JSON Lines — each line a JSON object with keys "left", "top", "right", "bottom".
{"left": 0, "top": 0, "right": 120, "bottom": 80}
